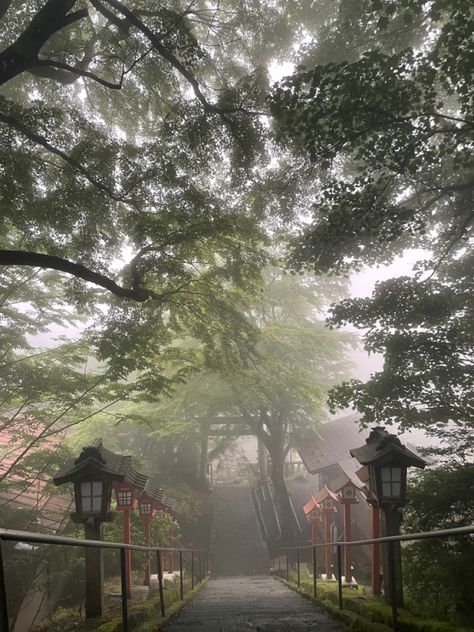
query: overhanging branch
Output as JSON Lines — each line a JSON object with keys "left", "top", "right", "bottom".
{"left": 0, "top": 250, "right": 160, "bottom": 302}
{"left": 0, "top": 110, "right": 124, "bottom": 200}
{"left": 0, "top": 0, "right": 87, "bottom": 85}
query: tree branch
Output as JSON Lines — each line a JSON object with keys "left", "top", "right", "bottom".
{"left": 0, "top": 250, "right": 162, "bottom": 301}
{"left": 0, "top": 110, "right": 124, "bottom": 200}
{"left": 30, "top": 59, "right": 124, "bottom": 89}
{"left": 0, "top": 0, "right": 87, "bottom": 85}
{"left": 95, "top": 0, "right": 255, "bottom": 119}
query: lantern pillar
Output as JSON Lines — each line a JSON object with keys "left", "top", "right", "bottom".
{"left": 382, "top": 507, "right": 403, "bottom": 606}
{"left": 84, "top": 519, "right": 104, "bottom": 618}
{"left": 372, "top": 503, "right": 381, "bottom": 595}
{"left": 350, "top": 428, "right": 427, "bottom": 606}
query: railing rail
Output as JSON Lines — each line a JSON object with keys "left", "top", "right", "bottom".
{"left": 0, "top": 528, "right": 209, "bottom": 632}
{"left": 274, "top": 524, "right": 474, "bottom": 631}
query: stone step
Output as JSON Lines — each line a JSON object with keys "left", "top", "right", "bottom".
{"left": 162, "top": 576, "right": 349, "bottom": 631}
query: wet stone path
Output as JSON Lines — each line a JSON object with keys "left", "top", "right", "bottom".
{"left": 161, "top": 576, "right": 349, "bottom": 631}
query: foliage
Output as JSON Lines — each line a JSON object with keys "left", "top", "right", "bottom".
{"left": 402, "top": 466, "right": 474, "bottom": 624}
{"left": 269, "top": 0, "right": 474, "bottom": 451}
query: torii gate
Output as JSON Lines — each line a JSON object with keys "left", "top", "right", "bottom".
{"left": 196, "top": 416, "right": 267, "bottom": 484}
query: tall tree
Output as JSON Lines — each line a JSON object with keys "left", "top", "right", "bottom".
{"left": 270, "top": 0, "right": 474, "bottom": 456}
{"left": 140, "top": 269, "right": 351, "bottom": 542}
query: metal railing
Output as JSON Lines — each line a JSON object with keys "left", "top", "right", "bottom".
{"left": 274, "top": 524, "right": 474, "bottom": 630}
{"left": 0, "top": 528, "right": 209, "bottom": 632}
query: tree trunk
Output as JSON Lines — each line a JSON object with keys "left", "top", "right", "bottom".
{"left": 268, "top": 446, "right": 295, "bottom": 544}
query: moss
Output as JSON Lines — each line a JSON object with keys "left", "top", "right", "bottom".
{"left": 282, "top": 578, "right": 473, "bottom": 632}
{"left": 94, "top": 576, "right": 209, "bottom": 632}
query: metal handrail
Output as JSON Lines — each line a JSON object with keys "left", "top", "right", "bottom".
{"left": 274, "top": 523, "right": 474, "bottom": 631}
{"left": 0, "top": 527, "right": 209, "bottom": 632}
{"left": 0, "top": 527, "right": 207, "bottom": 552}
{"left": 276, "top": 523, "right": 474, "bottom": 550}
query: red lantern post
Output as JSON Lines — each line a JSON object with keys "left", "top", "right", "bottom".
{"left": 114, "top": 481, "right": 138, "bottom": 597}
{"left": 314, "top": 486, "right": 338, "bottom": 580}
{"left": 332, "top": 474, "right": 359, "bottom": 586}
{"left": 303, "top": 496, "right": 322, "bottom": 545}
{"left": 138, "top": 493, "right": 156, "bottom": 586}
{"left": 356, "top": 465, "right": 382, "bottom": 595}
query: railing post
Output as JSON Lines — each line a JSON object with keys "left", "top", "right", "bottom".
{"left": 336, "top": 543, "right": 343, "bottom": 610}
{"left": 312, "top": 545, "right": 317, "bottom": 598}
{"left": 297, "top": 548, "right": 300, "bottom": 587}
{"left": 278, "top": 553, "right": 281, "bottom": 575}
{"left": 388, "top": 541, "right": 398, "bottom": 630}
{"left": 191, "top": 551, "right": 195, "bottom": 589}
{"left": 0, "top": 539, "right": 10, "bottom": 632}
{"left": 156, "top": 549, "right": 165, "bottom": 617}
{"left": 120, "top": 548, "right": 129, "bottom": 632}
{"left": 179, "top": 550, "right": 184, "bottom": 600}
{"left": 286, "top": 552, "right": 289, "bottom": 581}
{"left": 198, "top": 550, "right": 202, "bottom": 581}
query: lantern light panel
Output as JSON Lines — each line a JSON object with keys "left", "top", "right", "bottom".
{"left": 381, "top": 466, "right": 402, "bottom": 498}
{"left": 342, "top": 486, "right": 355, "bottom": 499}
{"left": 140, "top": 502, "right": 153, "bottom": 515}
{"left": 80, "top": 481, "right": 103, "bottom": 512}
{"left": 117, "top": 489, "right": 133, "bottom": 506}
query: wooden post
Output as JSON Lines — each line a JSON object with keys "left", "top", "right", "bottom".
{"left": 311, "top": 517, "right": 318, "bottom": 545}
{"left": 324, "top": 513, "right": 332, "bottom": 579}
{"left": 84, "top": 520, "right": 104, "bottom": 618}
{"left": 257, "top": 436, "right": 267, "bottom": 481}
{"left": 120, "top": 548, "right": 129, "bottom": 632}
{"left": 156, "top": 550, "right": 165, "bottom": 617}
{"left": 123, "top": 508, "right": 132, "bottom": 597}
{"left": 372, "top": 504, "right": 381, "bottom": 595}
{"left": 143, "top": 517, "right": 151, "bottom": 587}
{"left": 199, "top": 423, "right": 209, "bottom": 486}
{"left": 343, "top": 503, "right": 352, "bottom": 582}
{"left": 168, "top": 530, "right": 174, "bottom": 573}
{"left": 0, "top": 539, "right": 10, "bottom": 632}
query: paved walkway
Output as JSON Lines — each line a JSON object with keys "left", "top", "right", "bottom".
{"left": 162, "top": 576, "right": 348, "bottom": 631}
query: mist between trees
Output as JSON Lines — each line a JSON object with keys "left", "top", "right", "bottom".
{"left": 0, "top": 0, "right": 473, "bottom": 624}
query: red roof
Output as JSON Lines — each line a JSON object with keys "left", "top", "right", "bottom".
{"left": 0, "top": 423, "right": 72, "bottom": 534}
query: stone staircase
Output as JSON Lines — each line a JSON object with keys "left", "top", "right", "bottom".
{"left": 209, "top": 485, "right": 270, "bottom": 576}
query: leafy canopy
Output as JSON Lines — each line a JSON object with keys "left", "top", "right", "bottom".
{"left": 270, "top": 0, "right": 474, "bottom": 451}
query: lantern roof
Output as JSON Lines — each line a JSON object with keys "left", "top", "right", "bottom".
{"left": 313, "top": 485, "right": 340, "bottom": 505}
{"left": 144, "top": 476, "right": 181, "bottom": 514}
{"left": 53, "top": 439, "right": 130, "bottom": 485}
{"left": 330, "top": 469, "right": 366, "bottom": 494}
{"left": 303, "top": 496, "right": 321, "bottom": 516}
{"left": 53, "top": 439, "right": 182, "bottom": 514}
{"left": 349, "top": 428, "right": 427, "bottom": 469}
